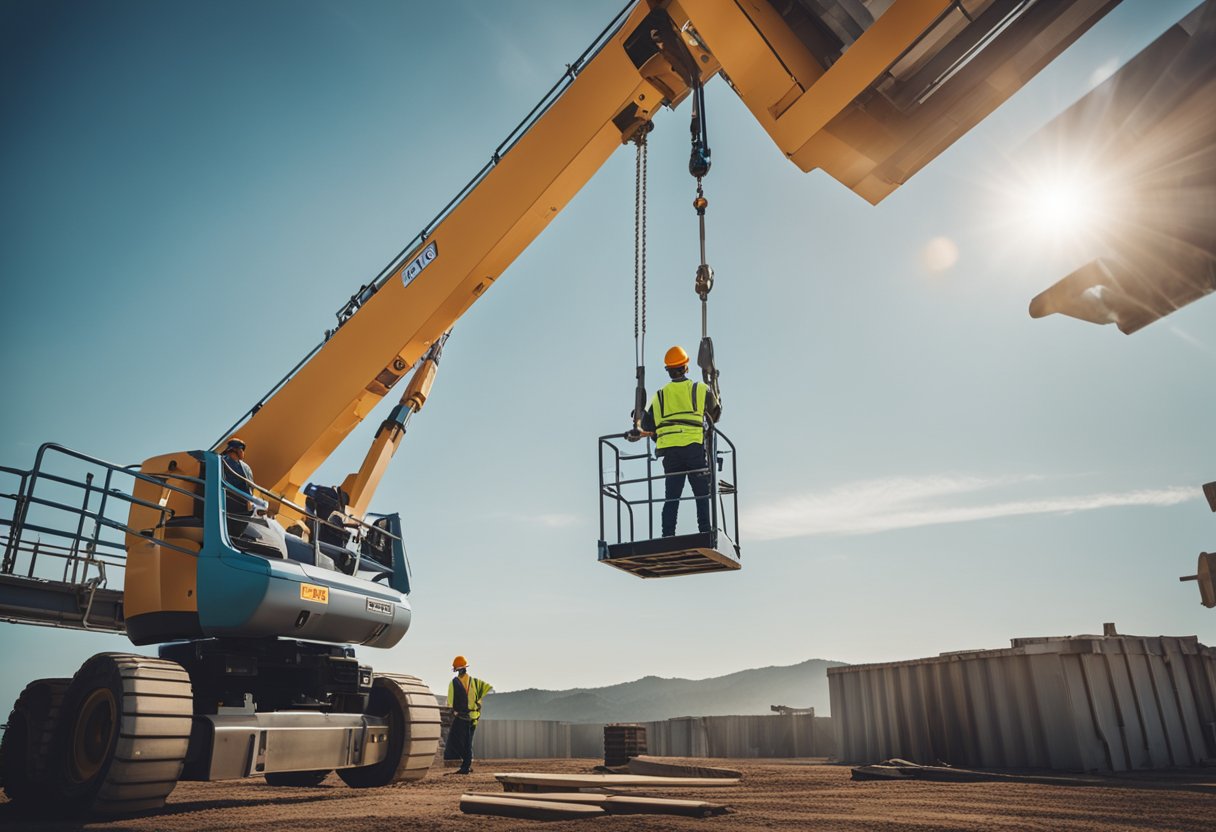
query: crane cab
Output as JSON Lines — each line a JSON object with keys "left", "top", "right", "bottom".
{"left": 125, "top": 450, "right": 413, "bottom": 647}
{"left": 597, "top": 427, "right": 740, "bottom": 578}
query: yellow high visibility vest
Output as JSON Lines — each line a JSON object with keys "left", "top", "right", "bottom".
{"left": 651, "top": 379, "right": 707, "bottom": 450}
{"left": 447, "top": 675, "right": 493, "bottom": 724}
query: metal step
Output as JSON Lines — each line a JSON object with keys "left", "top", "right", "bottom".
{"left": 0, "top": 572, "right": 124, "bottom": 632}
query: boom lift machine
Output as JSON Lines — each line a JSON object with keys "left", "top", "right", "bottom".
{"left": 5, "top": 0, "right": 1209, "bottom": 816}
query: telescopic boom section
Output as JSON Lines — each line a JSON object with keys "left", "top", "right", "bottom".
{"left": 339, "top": 337, "right": 446, "bottom": 519}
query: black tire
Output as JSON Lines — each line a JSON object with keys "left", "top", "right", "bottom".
{"left": 337, "top": 673, "right": 440, "bottom": 788}
{"left": 51, "top": 653, "right": 192, "bottom": 816}
{"left": 0, "top": 708, "right": 31, "bottom": 801}
{"left": 0, "top": 677, "right": 70, "bottom": 806}
{"left": 264, "top": 769, "right": 331, "bottom": 787}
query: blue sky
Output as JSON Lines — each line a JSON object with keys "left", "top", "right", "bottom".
{"left": 1, "top": 0, "right": 1212, "bottom": 712}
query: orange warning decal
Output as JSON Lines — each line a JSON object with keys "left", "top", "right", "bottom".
{"left": 300, "top": 583, "right": 329, "bottom": 604}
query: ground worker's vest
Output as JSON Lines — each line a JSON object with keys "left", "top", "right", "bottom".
{"left": 447, "top": 675, "right": 493, "bottom": 724}
{"left": 652, "top": 379, "right": 707, "bottom": 450}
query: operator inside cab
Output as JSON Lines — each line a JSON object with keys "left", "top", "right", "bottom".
{"left": 640, "top": 346, "right": 721, "bottom": 537}
{"left": 220, "top": 438, "right": 268, "bottom": 538}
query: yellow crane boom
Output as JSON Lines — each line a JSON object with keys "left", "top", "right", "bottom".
{"left": 205, "top": 0, "right": 1123, "bottom": 516}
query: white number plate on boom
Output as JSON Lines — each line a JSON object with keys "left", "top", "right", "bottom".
{"left": 402, "top": 241, "right": 438, "bottom": 287}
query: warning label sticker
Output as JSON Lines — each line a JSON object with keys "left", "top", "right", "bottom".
{"left": 300, "top": 583, "right": 329, "bottom": 604}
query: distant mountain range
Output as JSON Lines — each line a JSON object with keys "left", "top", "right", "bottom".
{"left": 482, "top": 659, "right": 847, "bottom": 723}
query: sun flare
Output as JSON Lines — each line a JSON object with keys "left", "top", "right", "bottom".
{"left": 1018, "top": 172, "right": 1107, "bottom": 238}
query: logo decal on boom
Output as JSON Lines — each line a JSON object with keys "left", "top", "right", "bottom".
{"left": 402, "top": 241, "right": 438, "bottom": 287}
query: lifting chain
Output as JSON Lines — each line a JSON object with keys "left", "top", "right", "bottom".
{"left": 689, "top": 78, "right": 720, "bottom": 404}
{"left": 628, "top": 124, "right": 653, "bottom": 440}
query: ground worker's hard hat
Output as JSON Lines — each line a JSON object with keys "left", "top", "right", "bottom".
{"left": 664, "top": 346, "right": 689, "bottom": 368}
{"left": 452, "top": 655, "right": 468, "bottom": 670}
{"left": 225, "top": 438, "right": 246, "bottom": 452}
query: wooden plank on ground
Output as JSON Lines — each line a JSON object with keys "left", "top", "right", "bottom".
{"left": 851, "top": 760, "right": 1118, "bottom": 786}
{"left": 627, "top": 755, "right": 743, "bottom": 779}
{"left": 494, "top": 772, "right": 741, "bottom": 792}
{"left": 464, "top": 791, "right": 731, "bottom": 817}
{"left": 604, "top": 795, "right": 731, "bottom": 817}
{"left": 459, "top": 794, "right": 604, "bottom": 820}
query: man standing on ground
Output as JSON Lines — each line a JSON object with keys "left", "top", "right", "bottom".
{"left": 446, "top": 655, "right": 493, "bottom": 774}
{"left": 641, "top": 346, "right": 721, "bottom": 536}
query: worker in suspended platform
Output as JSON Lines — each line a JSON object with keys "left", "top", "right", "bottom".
{"left": 641, "top": 346, "right": 722, "bottom": 537}
{"left": 446, "top": 655, "right": 493, "bottom": 774}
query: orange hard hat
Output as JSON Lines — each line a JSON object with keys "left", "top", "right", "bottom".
{"left": 664, "top": 346, "right": 689, "bottom": 368}
{"left": 452, "top": 655, "right": 468, "bottom": 670}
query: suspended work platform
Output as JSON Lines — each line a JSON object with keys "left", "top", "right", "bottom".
{"left": 597, "top": 428, "right": 740, "bottom": 578}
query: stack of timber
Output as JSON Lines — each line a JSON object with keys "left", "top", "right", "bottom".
{"left": 603, "top": 723, "right": 647, "bottom": 766}
{"left": 459, "top": 761, "right": 741, "bottom": 820}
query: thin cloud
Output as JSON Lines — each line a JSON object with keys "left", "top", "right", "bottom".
{"left": 1089, "top": 57, "right": 1120, "bottom": 89}
{"left": 744, "top": 475, "right": 1197, "bottom": 541}
{"left": 1169, "top": 325, "right": 1215, "bottom": 357}
{"left": 463, "top": 7, "right": 550, "bottom": 92}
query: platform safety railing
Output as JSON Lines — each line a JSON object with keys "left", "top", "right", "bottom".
{"left": 220, "top": 474, "right": 406, "bottom": 580}
{"left": 0, "top": 443, "right": 205, "bottom": 631}
{"left": 598, "top": 426, "right": 740, "bottom": 554}
{"left": 1, "top": 444, "right": 409, "bottom": 631}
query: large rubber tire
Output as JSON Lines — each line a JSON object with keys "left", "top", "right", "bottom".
{"left": 264, "top": 769, "right": 331, "bottom": 787}
{"left": 0, "top": 677, "right": 70, "bottom": 805}
{"left": 337, "top": 673, "right": 440, "bottom": 788}
{"left": 51, "top": 653, "right": 193, "bottom": 816}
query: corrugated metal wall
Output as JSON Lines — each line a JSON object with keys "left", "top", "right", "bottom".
{"left": 828, "top": 633, "right": 1216, "bottom": 772}
{"left": 471, "top": 715, "right": 836, "bottom": 759}
{"left": 643, "top": 715, "right": 835, "bottom": 758}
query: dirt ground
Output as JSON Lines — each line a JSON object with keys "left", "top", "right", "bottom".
{"left": 2, "top": 758, "right": 1214, "bottom": 832}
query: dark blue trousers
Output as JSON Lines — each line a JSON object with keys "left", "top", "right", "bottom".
{"left": 448, "top": 717, "right": 476, "bottom": 772}
{"left": 661, "top": 442, "right": 712, "bottom": 536}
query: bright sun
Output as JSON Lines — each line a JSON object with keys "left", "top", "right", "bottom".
{"left": 1019, "top": 173, "right": 1106, "bottom": 238}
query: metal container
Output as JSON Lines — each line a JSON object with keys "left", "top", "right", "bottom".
{"left": 828, "top": 630, "right": 1216, "bottom": 771}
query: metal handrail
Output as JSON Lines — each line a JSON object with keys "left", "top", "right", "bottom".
{"left": 598, "top": 426, "right": 740, "bottom": 552}
{"left": 1, "top": 443, "right": 410, "bottom": 633}
{"left": 221, "top": 475, "right": 401, "bottom": 547}
{"left": 0, "top": 444, "right": 216, "bottom": 580}
{"left": 3, "top": 442, "right": 402, "bottom": 568}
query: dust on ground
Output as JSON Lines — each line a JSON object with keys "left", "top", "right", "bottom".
{"left": 2, "top": 758, "right": 1213, "bottom": 831}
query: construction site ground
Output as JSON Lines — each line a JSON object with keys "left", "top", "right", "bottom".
{"left": 2, "top": 757, "right": 1214, "bottom": 831}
